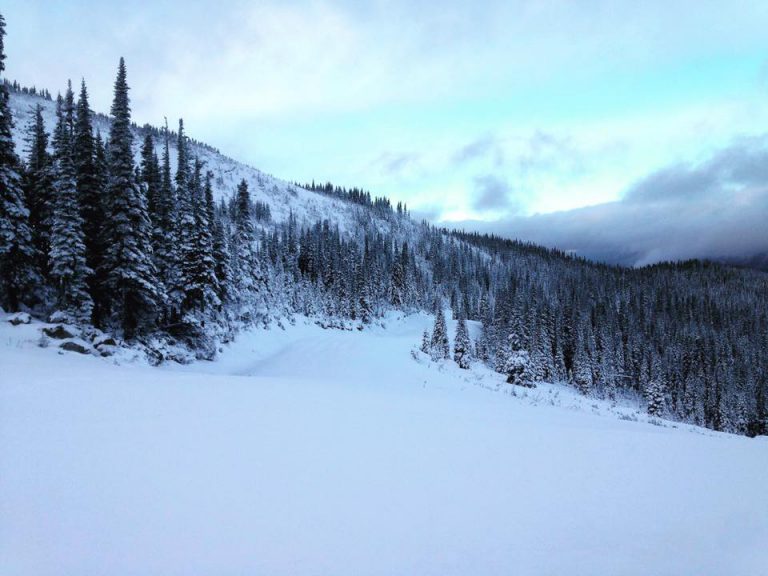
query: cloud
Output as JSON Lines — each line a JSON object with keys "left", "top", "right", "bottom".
{"left": 373, "top": 152, "right": 421, "bottom": 176}
{"left": 452, "top": 134, "right": 503, "bottom": 166}
{"left": 448, "top": 136, "right": 768, "bottom": 266}
{"left": 409, "top": 205, "right": 444, "bottom": 223}
{"left": 515, "top": 131, "right": 584, "bottom": 179}
{"left": 471, "top": 174, "right": 520, "bottom": 213}
{"left": 624, "top": 135, "right": 768, "bottom": 204}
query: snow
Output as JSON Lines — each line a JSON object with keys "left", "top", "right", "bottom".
{"left": 1, "top": 311, "right": 767, "bottom": 576}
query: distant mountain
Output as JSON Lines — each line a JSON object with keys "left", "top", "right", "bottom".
{"left": 718, "top": 252, "right": 768, "bottom": 272}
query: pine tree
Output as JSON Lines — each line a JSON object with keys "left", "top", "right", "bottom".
{"left": 198, "top": 168, "right": 220, "bottom": 305}
{"left": 506, "top": 348, "right": 534, "bottom": 387}
{"left": 49, "top": 94, "right": 92, "bottom": 322}
{"left": 140, "top": 131, "right": 161, "bottom": 231}
{"left": 230, "top": 178, "right": 258, "bottom": 320}
{"left": 747, "top": 382, "right": 766, "bottom": 437}
{"left": 100, "top": 58, "right": 163, "bottom": 337}
{"left": 645, "top": 379, "right": 665, "bottom": 417}
{"left": 453, "top": 315, "right": 472, "bottom": 369}
{"left": 573, "top": 346, "right": 593, "bottom": 395}
{"left": 0, "top": 13, "right": 39, "bottom": 311}
{"left": 420, "top": 328, "right": 430, "bottom": 354}
{"left": 430, "top": 306, "right": 450, "bottom": 360}
{"left": 90, "top": 128, "right": 110, "bottom": 322}
{"left": 63, "top": 80, "right": 75, "bottom": 135}
{"left": 389, "top": 243, "right": 405, "bottom": 307}
{"left": 152, "top": 120, "right": 177, "bottom": 299}
{"left": 180, "top": 157, "right": 218, "bottom": 312}
{"left": 22, "top": 103, "right": 54, "bottom": 276}
{"left": 211, "top": 196, "right": 231, "bottom": 306}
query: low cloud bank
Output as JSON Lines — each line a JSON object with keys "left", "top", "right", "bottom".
{"left": 447, "top": 136, "right": 768, "bottom": 267}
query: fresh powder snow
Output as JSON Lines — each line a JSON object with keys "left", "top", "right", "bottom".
{"left": 1, "top": 311, "right": 766, "bottom": 576}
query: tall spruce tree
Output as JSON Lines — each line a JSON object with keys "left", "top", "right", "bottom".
{"left": 49, "top": 94, "right": 92, "bottom": 321}
{"left": 152, "top": 121, "right": 177, "bottom": 298}
{"left": 140, "top": 132, "right": 160, "bottom": 219}
{"left": 197, "top": 167, "right": 220, "bottom": 306}
{"left": 230, "top": 178, "right": 258, "bottom": 320}
{"left": 22, "top": 103, "right": 54, "bottom": 276}
{"left": 100, "top": 58, "right": 163, "bottom": 337}
{"left": 63, "top": 80, "right": 75, "bottom": 135}
{"left": 0, "top": 12, "right": 39, "bottom": 311}
{"left": 74, "top": 79, "right": 104, "bottom": 291}
{"left": 139, "top": 130, "right": 164, "bottom": 278}
{"left": 181, "top": 157, "right": 218, "bottom": 312}
{"left": 210, "top": 187, "right": 231, "bottom": 306}
{"left": 175, "top": 120, "right": 199, "bottom": 312}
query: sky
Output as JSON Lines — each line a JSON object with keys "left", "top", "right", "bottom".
{"left": 3, "top": 0, "right": 768, "bottom": 265}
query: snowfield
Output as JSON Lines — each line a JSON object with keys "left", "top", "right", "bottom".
{"left": 1, "top": 312, "right": 767, "bottom": 576}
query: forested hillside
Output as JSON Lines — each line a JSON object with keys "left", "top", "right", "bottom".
{"left": 0, "top": 13, "right": 765, "bottom": 436}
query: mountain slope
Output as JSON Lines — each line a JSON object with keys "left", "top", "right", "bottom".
{"left": 8, "top": 89, "right": 366, "bottom": 231}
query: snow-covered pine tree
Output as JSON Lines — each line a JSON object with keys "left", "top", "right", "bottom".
{"left": 100, "top": 58, "right": 163, "bottom": 338}
{"left": 0, "top": 12, "right": 40, "bottom": 311}
{"left": 475, "top": 293, "right": 492, "bottom": 361}
{"left": 420, "top": 328, "right": 430, "bottom": 355}
{"left": 453, "top": 314, "right": 472, "bottom": 369}
{"left": 400, "top": 242, "right": 415, "bottom": 308}
{"left": 149, "top": 120, "right": 178, "bottom": 305}
{"left": 63, "top": 80, "right": 75, "bottom": 136}
{"left": 747, "top": 382, "right": 766, "bottom": 437}
{"left": 573, "top": 345, "right": 594, "bottom": 395}
{"left": 74, "top": 79, "right": 103, "bottom": 289}
{"left": 140, "top": 131, "right": 161, "bottom": 235}
{"left": 230, "top": 178, "right": 258, "bottom": 321}
{"left": 174, "top": 118, "right": 197, "bottom": 312}
{"left": 89, "top": 128, "right": 111, "bottom": 323}
{"left": 211, "top": 195, "right": 231, "bottom": 307}
{"left": 22, "top": 103, "right": 54, "bottom": 277}
{"left": 505, "top": 347, "right": 534, "bottom": 387}
{"left": 389, "top": 256, "right": 404, "bottom": 307}
{"left": 645, "top": 379, "right": 665, "bottom": 417}
{"left": 202, "top": 169, "right": 224, "bottom": 306}
{"left": 186, "top": 158, "right": 219, "bottom": 312}
{"left": 504, "top": 321, "right": 534, "bottom": 387}
{"left": 48, "top": 93, "right": 92, "bottom": 322}
{"left": 493, "top": 324, "right": 510, "bottom": 373}
{"left": 430, "top": 305, "right": 450, "bottom": 360}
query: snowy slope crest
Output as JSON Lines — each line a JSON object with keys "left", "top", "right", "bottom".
{"left": 8, "top": 90, "right": 386, "bottom": 234}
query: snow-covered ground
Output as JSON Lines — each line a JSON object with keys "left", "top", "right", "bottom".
{"left": 1, "top": 312, "right": 767, "bottom": 576}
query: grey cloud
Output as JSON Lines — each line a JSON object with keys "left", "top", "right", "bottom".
{"left": 452, "top": 131, "right": 586, "bottom": 176}
{"left": 452, "top": 134, "right": 503, "bottom": 166}
{"left": 448, "top": 136, "right": 768, "bottom": 267}
{"left": 373, "top": 152, "right": 421, "bottom": 176}
{"left": 516, "top": 131, "right": 585, "bottom": 179}
{"left": 625, "top": 136, "right": 768, "bottom": 204}
{"left": 472, "top": 174, "right": 520, "bottom": 213}
{"left": 410, "top": 206, "right": 445, "bottom": 223}
{"left": 623, "top": 163, "right": 719, "bottom": 204}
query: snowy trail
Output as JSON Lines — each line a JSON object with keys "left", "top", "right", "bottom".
{"left": 1, "top": 313, "right": 767, "bottom": 576}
